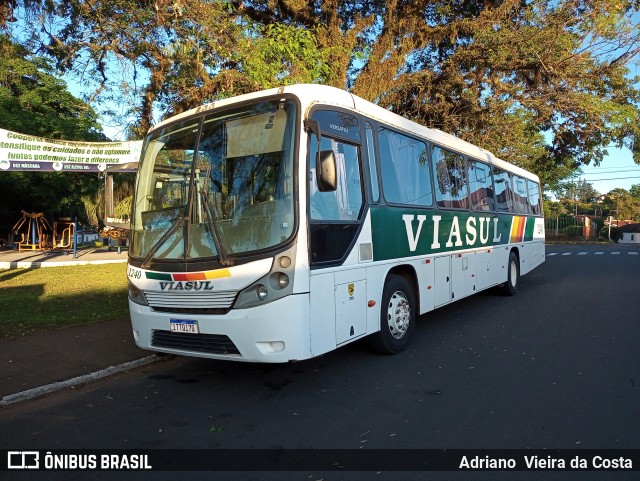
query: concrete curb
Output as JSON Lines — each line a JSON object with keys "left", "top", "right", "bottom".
{"left": 0, "top": 259, "right": 127, "bottom": 269}
{"left": 1, "top": 355, "right": 160, "bottom": 407}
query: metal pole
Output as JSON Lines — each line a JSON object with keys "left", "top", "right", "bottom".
{"left": 73, "top": 221, "right": 77, "bottom": 258}
{"left": 31, "top": 217, "right": 37, "bottom": 247}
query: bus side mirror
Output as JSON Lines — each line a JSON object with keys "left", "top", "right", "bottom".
{"left": 316, "top": 150, "right": 337, "bottom": 192}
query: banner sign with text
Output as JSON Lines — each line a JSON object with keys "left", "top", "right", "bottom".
{"left": 0, "top": 129, "right": 142, "bottom": 172}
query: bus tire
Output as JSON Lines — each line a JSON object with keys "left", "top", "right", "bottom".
{"left": 370, "top": 274, "right": 416, "bottom": 354}
{"left": 502, "top": 251, "right": 520, "bottom": 296}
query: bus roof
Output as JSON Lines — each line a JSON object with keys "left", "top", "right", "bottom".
{"left": 150, "top": 84, "right": 540, "bottom": 182}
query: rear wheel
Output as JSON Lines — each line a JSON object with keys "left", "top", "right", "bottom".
{"left": 502, "top": 251, "right": 520, "bottom": 296}
{"left": 370, "top": 274, "right": 416, "bottom": 354}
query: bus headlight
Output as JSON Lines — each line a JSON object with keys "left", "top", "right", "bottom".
{"left": 128, "top": 282, "right": 149, "bottom": 306}
{"left": 234, "top": 248, "right": 296, "bottom": 309}
{"left": 256, "top": 285, "right": 268, "bottom": 301}
{"left": 276, "top": 272, "right": 289, "bottom": 289}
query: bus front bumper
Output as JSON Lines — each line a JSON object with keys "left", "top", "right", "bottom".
{"left": 129, "top": 293, "right": 311, "bottom": 363}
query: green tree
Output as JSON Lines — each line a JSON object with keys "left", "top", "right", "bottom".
{"left": 0, "top": 35, "right": 106, "bottom": 234}
{"left": 549, "top": 178, "right": 601, "bottom": 215}
{"left": 8, "top": 0, "right": 331, "bottom": 136}
{"left": 602, "top": 188, "right": 640, "bottom": 221}
{"left": 0, "top": 35, "right": 105, "bottom": 140}
{"left": 554, "top": 179, "right": 601, "bottom": 204}
{"left": 8, "top": 0, "right": 640, "bottom": 190}
{"left": 543, "top": 198, "right": 568, "bottom": 217}
{"left": 240, "top": 23, "right": 333, "bottom": 89}
{"left": 233, "top": 1, "right": 640, "bottom": 187}
{"left": 354, "top": 0, "right": 640, "bottom": 187}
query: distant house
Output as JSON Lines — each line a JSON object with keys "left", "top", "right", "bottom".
{"left": 603, "top": 218, "right": 635, "bottom": 228}
{"left": 619, "top": 223, "right": 640, "bottom": 244}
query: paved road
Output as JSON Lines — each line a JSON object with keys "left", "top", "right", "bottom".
{"left": 1, "top": 244, "right": 639, "bottom": 480}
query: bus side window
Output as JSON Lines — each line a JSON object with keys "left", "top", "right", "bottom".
{"left": 378, "top": 128, "right": 432, "bottom": 206}
{"left": 493, "top": 167, "right": 514, "bottom": 213}
{"left": 432, "top": 146, "right": 468, "bottom": 209}
{"left": 309, "top": 136, "right": 363, "bottom": 221}
{"left": 468, "top": 159, "right": 495, "bottom": 211}
{"left": 512, "top": 175, "right": 531, "bottom": 215}
{"left": 527, "top": 179, "right": 542, "bottom": 216}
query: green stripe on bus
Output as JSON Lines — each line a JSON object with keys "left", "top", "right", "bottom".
{"left": 371, "top": 207, "right": 526, "bottom": 261}
{"left": 524, "top": 217, "right": 536, "bottom": 241}
{"left": 145, "top": 272, "right": 172, "bottom": 281}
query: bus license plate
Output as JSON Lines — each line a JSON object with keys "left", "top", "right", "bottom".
{"left": 170, "top": 319, "right": 199, "bottom": 334}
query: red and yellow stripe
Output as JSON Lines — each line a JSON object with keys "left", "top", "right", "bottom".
{"left": 146, "top": 268, "right": 231, "bottom": 281}
{"left": 510, "top": 216, "right": 527, "bottom": 243}
{"left": 172, "top": 269, "right": 231, "bottom": 281}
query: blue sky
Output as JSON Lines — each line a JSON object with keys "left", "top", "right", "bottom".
{"left": 580, "top": 147, "right": 640, "bottom": 194}
{"left": 578, "top": 54, "right": 640, "bottom": 194}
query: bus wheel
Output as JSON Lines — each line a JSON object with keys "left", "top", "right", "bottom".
{"left": 370, "top": 274, "right": 415, "bottom": 354}
{"left": 503, "top": 251, "right": 520, "bottom": 296}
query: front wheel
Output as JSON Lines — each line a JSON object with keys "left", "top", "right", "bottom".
{"left": 369, "top": 274, "right": 416, "bottom": 354}
{"left": 502, "top": 251, "right": 520, "bottom": 296}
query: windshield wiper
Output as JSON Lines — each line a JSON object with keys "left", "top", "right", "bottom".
{"left": 199, "top": 189, "right": 231, "bottom": 266}
{"left": 141, "top": 214, "right": 186, "bottom": 269}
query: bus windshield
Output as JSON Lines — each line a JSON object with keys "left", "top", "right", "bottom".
{"left": 130, "top": 99, "right": 296, "bottom": 263}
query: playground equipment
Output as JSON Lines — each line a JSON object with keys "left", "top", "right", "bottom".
{"left": 12, "top": 211, "right": 52, "bottom": 252}
{"left": 52, "top": 219, "right": 75, "bottom": 250}
{"left": 11, "top": 212, "right": 80, "bottom": 253}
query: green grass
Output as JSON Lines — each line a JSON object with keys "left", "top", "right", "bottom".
{"left": 0, "top": 263, "right": 129, "bottom": 338}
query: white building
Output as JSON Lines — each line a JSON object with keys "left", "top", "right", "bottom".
{"left": 619, "top": 224, "right": 640, "bottom": 244}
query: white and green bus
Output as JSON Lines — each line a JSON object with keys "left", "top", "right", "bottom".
{"left": 127, "top": 84, "right": 545, "bottom": 362}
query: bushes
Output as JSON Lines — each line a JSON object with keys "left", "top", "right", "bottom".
{"left": 599, "top": 225, "right": 622, "bottom": 242}
{"left": 564, "top": 225, "right": 584, "bottom": 238}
